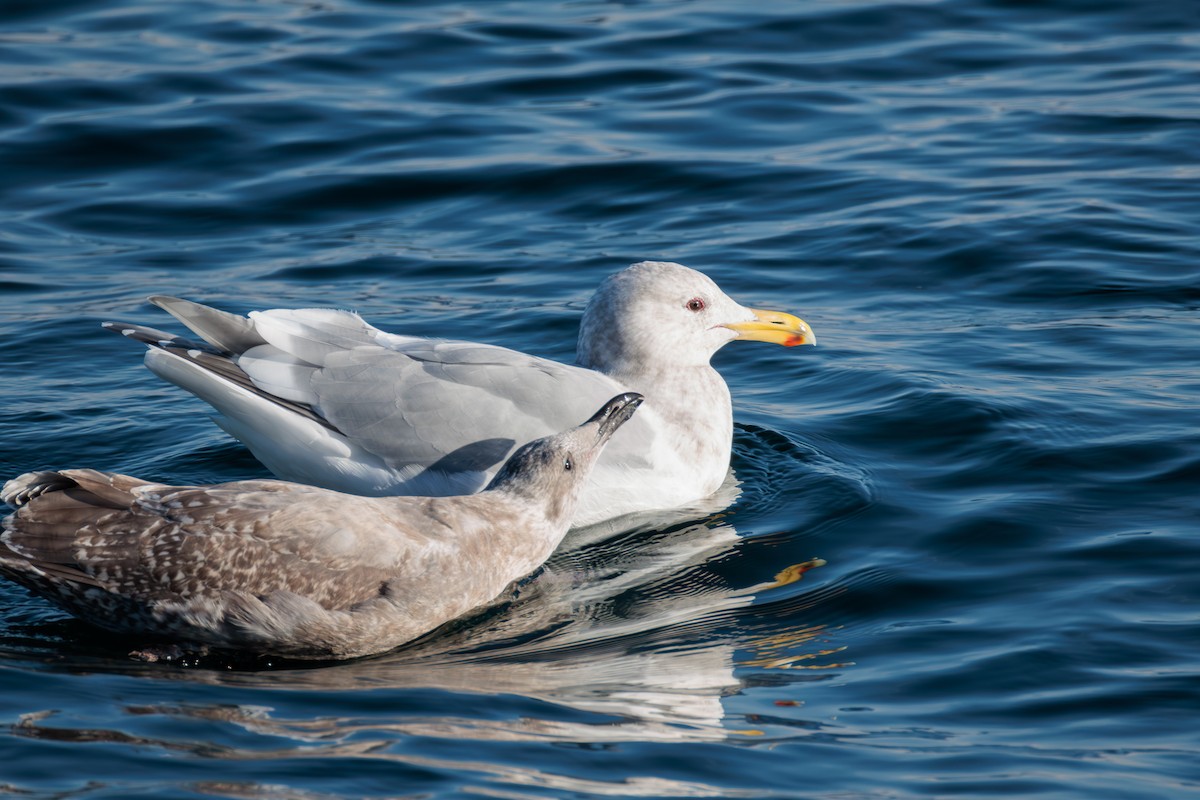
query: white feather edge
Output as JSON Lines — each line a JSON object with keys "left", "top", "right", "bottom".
{"left": 247, "top": 308, "right": 378, "bottom": 366}
{"left": 237, "top": 344, "right": 321, "bottom": 406}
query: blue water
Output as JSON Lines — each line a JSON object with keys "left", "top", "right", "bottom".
{"left": 2, "top": 0, "right": 1198, "bottom": 797}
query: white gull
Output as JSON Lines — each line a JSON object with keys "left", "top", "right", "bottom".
{"left": 107, "top": 261, "right": 814, "bottom": 527}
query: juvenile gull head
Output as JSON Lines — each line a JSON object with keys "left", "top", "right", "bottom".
{"left": 487, "top": 392, "right": 644, "bottom": 527}
{"left": 0, "top": 394, "right": 643, "bottom": 660}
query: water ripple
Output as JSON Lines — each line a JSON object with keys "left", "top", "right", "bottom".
{"left": 2, "top": 0, "right": 1199, "bottom": 797}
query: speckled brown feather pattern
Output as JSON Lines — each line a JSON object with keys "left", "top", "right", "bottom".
{"left": 0, "top": 394, "right": 642, "bottom": 659}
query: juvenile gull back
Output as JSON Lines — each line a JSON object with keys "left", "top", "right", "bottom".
{"left": 0, "top": 394, "right": 643, "bottom": 660}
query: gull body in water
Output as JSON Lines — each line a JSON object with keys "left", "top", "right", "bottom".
{"left": 107, "top": 261, "right": 814, "bottom": 527}
{"left": 0, "top": 394, "right": 642, "bottom": 660}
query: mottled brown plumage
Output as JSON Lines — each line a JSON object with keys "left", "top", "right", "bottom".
{"left": 0, "top": 394, "right": 642, "bottom": 660}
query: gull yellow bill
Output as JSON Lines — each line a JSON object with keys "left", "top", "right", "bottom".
{"left": 723, "top": 308, "right": 815, "bottom": 347}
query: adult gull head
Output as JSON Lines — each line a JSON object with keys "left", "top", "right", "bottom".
{"left": 578, "top": 260, "right": 813, "bottom": 374}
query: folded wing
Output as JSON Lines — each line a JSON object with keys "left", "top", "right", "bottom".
{"left": 118, "top": 298, "right": 653, "bottom": 498}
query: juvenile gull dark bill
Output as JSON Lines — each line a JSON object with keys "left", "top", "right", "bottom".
{"left": 106, "top": 261, "right": 815, "bottom": 527}
{"left": 0, "top": 394, "right": 642, "bottom": 660}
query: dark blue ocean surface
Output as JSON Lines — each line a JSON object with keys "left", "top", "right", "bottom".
{"left": 2, "top": 0, "right": 1198, "bottom": 797}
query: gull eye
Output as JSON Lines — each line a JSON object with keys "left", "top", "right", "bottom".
{"left": 563, "top": 455, "right": 573, "bottom": 471}
{"left": 686, "top": 297, "right": 706, "bottom": 312}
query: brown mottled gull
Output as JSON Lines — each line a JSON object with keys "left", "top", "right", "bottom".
{"left": 0, "top": 394, "right": 642, "bottom": 660}
{"left": 106, "top": 261, "right": 815, "bottom": 527}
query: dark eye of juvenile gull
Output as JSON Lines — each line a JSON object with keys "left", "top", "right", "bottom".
{"left": 563, "top": 455, "right": 573, "bottom": 471}
{"left": 686, "top": 297, "right": 706, "bottom": 312}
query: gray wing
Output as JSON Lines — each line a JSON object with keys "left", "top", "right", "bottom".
{"left": 246, "top": 307, "right": 635, "bottom": 470}
{"left": 109, "top": 299, "right": 656, "bottom": 493}
{"left": 144, "top": 300, "right": 645, "bottom": 475}
{"left": 306, "top": 340, "right": 633, "bottom": 474}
